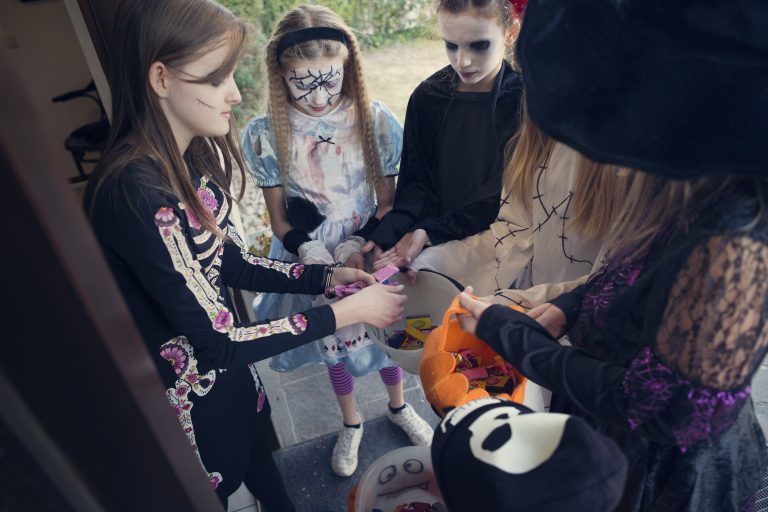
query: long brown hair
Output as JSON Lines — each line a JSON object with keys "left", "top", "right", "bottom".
{"left": 89, "top": 0, "right": 248, "bottom": 237}
{"left": 504, "top": 102, "right": 628, "bottom": 239}
{"left": 263, "top": 4, "right": 382, "bottom": 198}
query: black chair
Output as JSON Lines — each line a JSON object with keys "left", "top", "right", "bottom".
{"left": 52, "top": 80, "right": 109, "bottom": 183}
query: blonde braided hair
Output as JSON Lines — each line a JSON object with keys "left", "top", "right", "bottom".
{"left": 263, "top": 4, "right": 382, "bottom": 199}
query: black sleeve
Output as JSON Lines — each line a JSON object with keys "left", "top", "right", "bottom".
{"left": 368, "top": 93, "right": 437, "bottom": 250}
{"left": 476, "top": 305, "right": 630, "bottom": 430}
{"left": 220, "top": 237, "right": 326, "bottom": 294}
{"left": 549, "top": 284, "right": 588, "bottom": 332}
{"left": 414, "top": 188, "right": 501, "bottom": 245}
{"left": 100, "top": 178, "right": 336, "bottom": 369}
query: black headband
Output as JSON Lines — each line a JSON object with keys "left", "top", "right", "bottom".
{"left": 276, "top": 27, "right": 348, "bottom": 59}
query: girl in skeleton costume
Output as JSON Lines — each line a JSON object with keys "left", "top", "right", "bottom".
{"left": 459, "top": 1, "right": 768, "bottom": 509}
{"left": 85, "top": 0, "right": 406, "bottom": 507}
{"left": 242, "top": 5, "right": 432, "bottom": 478}
{"left": 362, "top": 0, "right": 526, "bottom": 271}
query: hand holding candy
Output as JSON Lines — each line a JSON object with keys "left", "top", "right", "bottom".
{"left": 334, "top": 263, "right": 400, "bottom": 298}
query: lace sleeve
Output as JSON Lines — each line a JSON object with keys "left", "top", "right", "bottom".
{"left": 621, "top": 234, "right": 768, "bottom": 449}
{"left": 656, "top": 235, "right": 768, "bottom": 389}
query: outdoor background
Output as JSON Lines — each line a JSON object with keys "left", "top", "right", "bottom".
{"left": 219, "top": 0, "right": 446, "bottom": 254}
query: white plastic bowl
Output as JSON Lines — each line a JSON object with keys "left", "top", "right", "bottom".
{"left": 366, "top": 270, "right": 462, "bottom": 374}
{"left": 354, "top": 446, "right": 445, "bottom": 512}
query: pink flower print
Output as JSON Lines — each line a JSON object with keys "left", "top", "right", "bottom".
{"left": 213, "top": 309, "right": 233, "bottom": 330}
{"left": 258, "top": 390, "right": 266, "bottom": 412}
{"left": 291, "top": 314, "right": 308, "bottom": 333}
{"left": 198, "top": 187, "right": 219, "bottom": 212}
{"left": 291, "top": 264, "right": 305, "bottom": 279}
{"left": 160, "top": 345, "right": 188, "bottom": 376}
{"left": 186, "top": 209, "right": 201, "bottom": 230}
{"left": 209, "top": 474, "right": 221, "bottom": 490}
{"left": 154, "top": 207, "right": 177, "bottom": 227}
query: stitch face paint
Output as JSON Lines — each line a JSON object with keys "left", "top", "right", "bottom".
{"left": 282, "top": 56, "right": 345, "bottom": 117}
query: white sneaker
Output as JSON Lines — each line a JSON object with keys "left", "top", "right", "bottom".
{"left": 331, "top": 422, "right": 364, "bottom": 477}
{"left": 387, "top": 403, "right": 433, "bottom": 447}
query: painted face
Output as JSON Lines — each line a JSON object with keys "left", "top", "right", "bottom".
{"left": 162, "top": 43, "right": 241, "bottom": 147}
{"left": 282, "top": 56, "right": 346, "bottom": 117}
{"left": 438, "top": 10, "right": 515, "bottom": 92}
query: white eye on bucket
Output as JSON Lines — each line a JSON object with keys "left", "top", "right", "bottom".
{"left": 378, "top": 464, "right": 397, "bottom": 484}
{"left": 403, "top": 458, "right": 424, "bottom": 474}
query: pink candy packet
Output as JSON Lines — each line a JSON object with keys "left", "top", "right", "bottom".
{"left": 333, "top": 264, "right": 400, "bottom": 298}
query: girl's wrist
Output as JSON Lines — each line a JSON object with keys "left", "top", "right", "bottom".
{"left": 323, "top": 262, "right": 342, "bottom": 298}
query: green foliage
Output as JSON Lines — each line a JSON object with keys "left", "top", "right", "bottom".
{"left": 222, "top": 0, "right": 432, "bottom": 124}
{"left": 247, "top": 206, "right": 273, "bottom": 257}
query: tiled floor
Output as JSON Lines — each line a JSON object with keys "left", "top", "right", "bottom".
{"left": 230, "top": 356, "right": 438, "bottom": 511}
{"left": 227, "top": 484, "right": 258, "bottom": 512}
{"left": 257, "top": 358, "right": 429, "bottom": 446}
{"left": 753, "top": 360, "right": 768, "bottom": 437}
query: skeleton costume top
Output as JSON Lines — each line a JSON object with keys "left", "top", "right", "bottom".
{"left": 242, "top": 98, "right": 403, "bottom": 375}
{"left": 410, "top": 143, "right": 603, "bottom": 304}
{"left": 85, "top": 159, "right": 336, "bottom": 498}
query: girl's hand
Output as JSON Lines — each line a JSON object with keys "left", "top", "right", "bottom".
{"left": 330, "top": 283, "right": 406, "bottom": 328}
{"left": 457, "top": 286, "right": 490, "bottom": 336}
{"left": 334, "top": 236, "right": 366, "bottom": 270}
{"left": 527, "top": 303, "right": 567, "bottom": 338}
{"left": 361, "top": 241, "right": 384, "bottom": 262}
{"left": 344, "top": 251, "right": 365, "bottom": 271}
{"left": 330, "top": 267, "right": 376, "bottom": 288}
{"left": 373, "top": 229, "right": 430, "bottom": 270}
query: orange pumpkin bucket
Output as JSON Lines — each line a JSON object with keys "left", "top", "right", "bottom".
{"left": 420, "top": 294, "right": 528, "bottom": 415}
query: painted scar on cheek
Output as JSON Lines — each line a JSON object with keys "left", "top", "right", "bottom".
{"left": 288, "top": 67, "right": 342, "bottom": 105}
{"left": 196, "top": 98, "right": 215, "bottom": 109}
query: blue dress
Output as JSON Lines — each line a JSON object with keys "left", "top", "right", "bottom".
{"left": 241, "top": 98, "right": 403, "bottom": 376}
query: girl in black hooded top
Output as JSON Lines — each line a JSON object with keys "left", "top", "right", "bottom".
{"left": 361, "top": 0, "right": 525, "bottom": 269}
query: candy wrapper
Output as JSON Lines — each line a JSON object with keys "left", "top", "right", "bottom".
{"left": 450, "top": 349, "right": 519, "bottom": 396}
{"left": 334, "top": 264, "right": 400, "bottom": 298}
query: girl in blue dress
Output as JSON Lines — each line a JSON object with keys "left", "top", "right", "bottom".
{"left": 242, "top": 4, "right": 433, "bottom": 477}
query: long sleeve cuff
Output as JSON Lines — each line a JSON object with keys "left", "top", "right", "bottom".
{"left": 476, "top": 305, "right": 629, "bottom": 431}
{"left": 369, "top": 211, "right": 416, "bottom": 250}
{"left": 549, "top": 284, "right": 587, "bottom": 332}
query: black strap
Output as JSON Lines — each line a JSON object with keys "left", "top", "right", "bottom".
{"left": 276, "top": 27, "right": 348, "bottom": 58}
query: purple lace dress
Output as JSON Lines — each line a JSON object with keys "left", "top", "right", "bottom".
{"left": 476, "top": 186, "right": 768, "bottom": 511}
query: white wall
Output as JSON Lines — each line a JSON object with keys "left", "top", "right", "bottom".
{"left": 0, "top": 0, "right": 101, "bottom": 181}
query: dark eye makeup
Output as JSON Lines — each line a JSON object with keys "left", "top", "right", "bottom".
{"left": 470, "top": 40, "right": 491, "bottom": 51}
{"left": 444, "top": 40, "right": 491, "bottom": 52}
